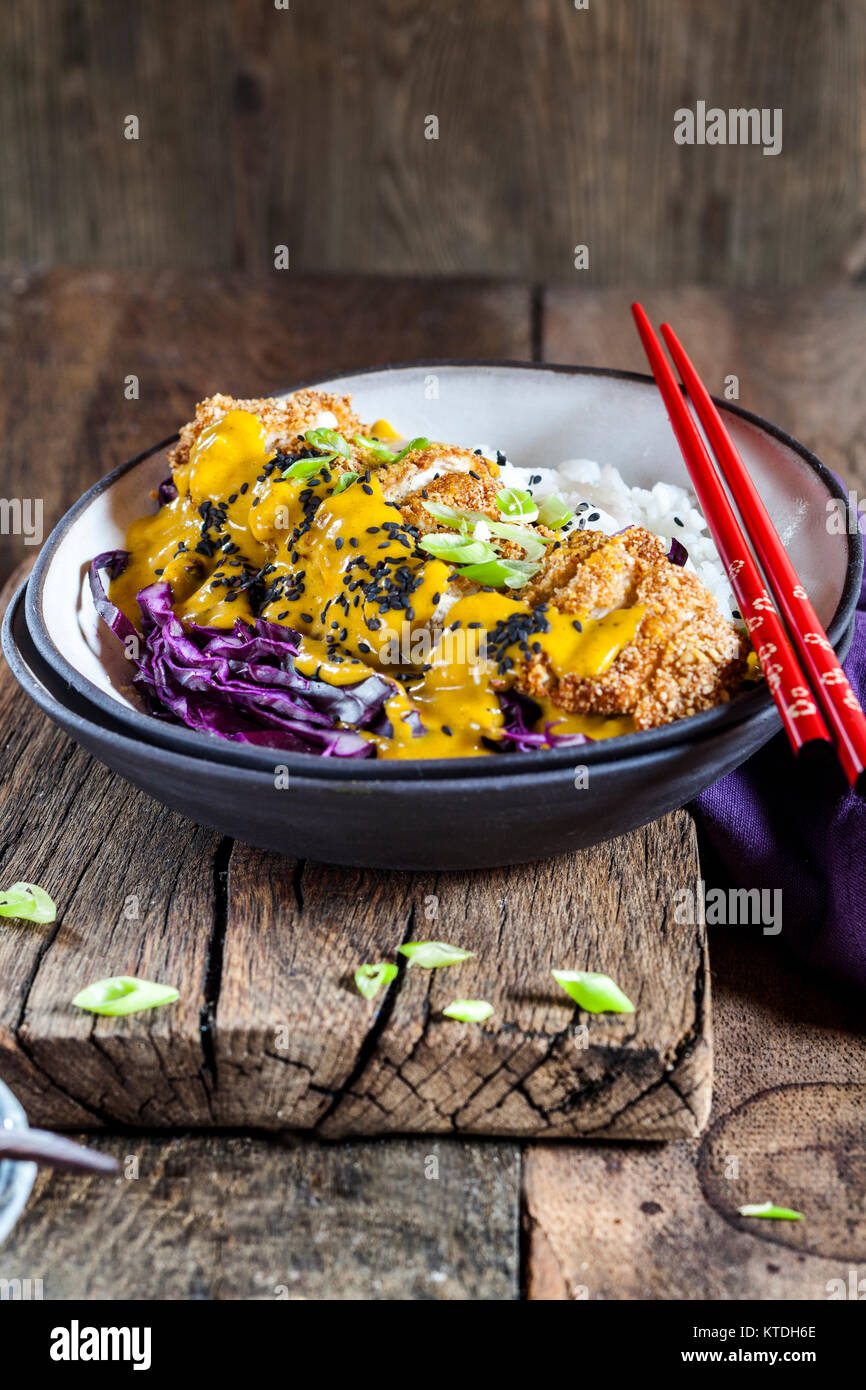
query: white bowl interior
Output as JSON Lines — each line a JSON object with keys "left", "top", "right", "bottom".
{"left": 39, "top": 364, "right": 850, "bottom": 713}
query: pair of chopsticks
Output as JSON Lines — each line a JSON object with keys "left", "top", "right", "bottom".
{"left": 632, "top": 302, "right": 866, "bottom": 795}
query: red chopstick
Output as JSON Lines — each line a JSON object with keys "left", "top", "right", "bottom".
{"left": 631, "top": 302, "right": 833, "bottom": 767}
{"left": 659, "top": 321, "right": 866, "bottom": 795}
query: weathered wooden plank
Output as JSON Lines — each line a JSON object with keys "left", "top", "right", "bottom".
{"left": 0, "top": 1134, "right": 520, "bottom": 1300}
{"left": 542, "top": 284, "right": 866, "bottom": 494}
{"left": 212, "top": 850, "right": 423, "bottom": 1129}
{"left": 522, "top": 930, "right": 866, "bottom": 1300}
{"left": 2, "top": 1, "right": 864, "bottom": 285}
{"left": 214, "top": 814, "right": 708, "bottom": 1141}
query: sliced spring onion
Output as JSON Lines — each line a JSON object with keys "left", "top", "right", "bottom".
{"left": 304, "top": 427, "right": 353, "bottom": 460}
{"left": 394, "top": 436, "right": 430, "bottom": 463}
{"left": 457, "top": 558, "right": 541, "bottom": 589}
{"left": 351, "top": 435, "right": 397, "bottom": 464}
{"left": 423, "top": 500, "right": 547, "bottom": 559}
{"left": 0, "top": 882, "right": 57, "bottom": 924}
{"left": 422, "top": 500, "right": 489, "bottom": 528}
{"left": 442, "top": 999, "right": 494, "bottom": 1023}
{"left": 485, "top": 519, "right": 548, "bottom": 561}
{"left": 354, "top": 962, "right": 398, "bottom": 1000}
{"left": 420, "top": 534, "right": 498, "bottom": 565}
{"left": 537, "top": 494, "right": 574, "bottom": 530}
{"left": 496, "top": 487, "right": 538, "bottom": 521}
{"left": 332, "top": 470, "right": 360, "bottom": 495}
{"left": 283, "top": 455, "right": 332, "bottom": 480}
{"left": 737, "top": 1202, "right": 803, "bottom": 1221}
{"left": 71, "top": 976, "right": 179, "bottom": 1017}
{"left": 398, "top": 941, "right": 476, "bottom": 969}
{"left": 552, "top": 969, "right": 635, "bottom": 1014}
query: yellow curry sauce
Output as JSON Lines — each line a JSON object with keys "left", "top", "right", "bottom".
{"left": 111, "top": 410, "right": 640, "bottom": 758}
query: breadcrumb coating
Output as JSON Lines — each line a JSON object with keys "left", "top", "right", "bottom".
{"left": 168, "top": 391, "right": 367, "bottom": 470}
{"left": 518, "top": 526, "right": 748, "bottom": 728}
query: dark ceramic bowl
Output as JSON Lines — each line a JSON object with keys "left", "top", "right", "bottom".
{"left": 11, "top": 362, "right": 863, "bottom": 865}
{"left": 4, "top": 583, "right": 855, "bottom": 869}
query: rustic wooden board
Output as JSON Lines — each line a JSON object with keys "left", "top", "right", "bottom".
{"left": 2, "top": 1, "right": 864, "bottom": 286}
{"left": 214, "top": 830, "right": 710, "bottom": 1138}
{"left": 0, "top": 1134, "right": 520, "bottom": 1300}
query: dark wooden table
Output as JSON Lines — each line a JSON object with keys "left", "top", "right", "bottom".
{"left": 1, "top": 270, "right": 864, "bottom": 1299}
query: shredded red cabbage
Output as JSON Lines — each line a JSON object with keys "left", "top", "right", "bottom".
{"left": 495, "top": 689, "right": 592, "bottom": 752}
{"left": 157, "top": 477, "right": 179, "bottom": 506}
{"left": 89, "top": 552, "right": 391, "bottom": 757}
{"left": 667, "top": 537, "right": 689, "bottom": 566}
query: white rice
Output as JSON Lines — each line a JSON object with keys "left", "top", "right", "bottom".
{"left": 477, "top": 449, "right": 739, "bottom": 625}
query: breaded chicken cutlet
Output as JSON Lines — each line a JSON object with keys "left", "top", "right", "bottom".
{"left": 518, "top": 527, "right": 748, "bottom": 728}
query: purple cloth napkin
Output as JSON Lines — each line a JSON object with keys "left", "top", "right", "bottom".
{"left": 693, "top": 560, "right": 866, "bottom": 990}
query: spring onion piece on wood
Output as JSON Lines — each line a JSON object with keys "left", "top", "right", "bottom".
{"left": 552, "top": 969, "right": 635, "bottom": 1013}
{"left": 537, "top": 494, "right": 574, "bottom": 530}
{"left": 354, "top": 962, "right": 398, "bottom": 1000}
{"left": 398, "top": 942, "right": 475, "bottom": 969}
{"left": 496, "top": 488, "right": 538, "bottom": 521}
{"left": 442, "top": 999, "right": 494, "bottom": 1022}
{"left": 0, "top": 882, "right": 57, "bottom": 924}
{"left": 71, "top": 977, "right": 179, "bottom": 1016}
{"left": 737, "top": 1202, "right": 804, "bottom": 1221}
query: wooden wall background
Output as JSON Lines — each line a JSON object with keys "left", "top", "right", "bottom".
{"left": 1, "top": 0, "right": 865, "bottom": 285}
